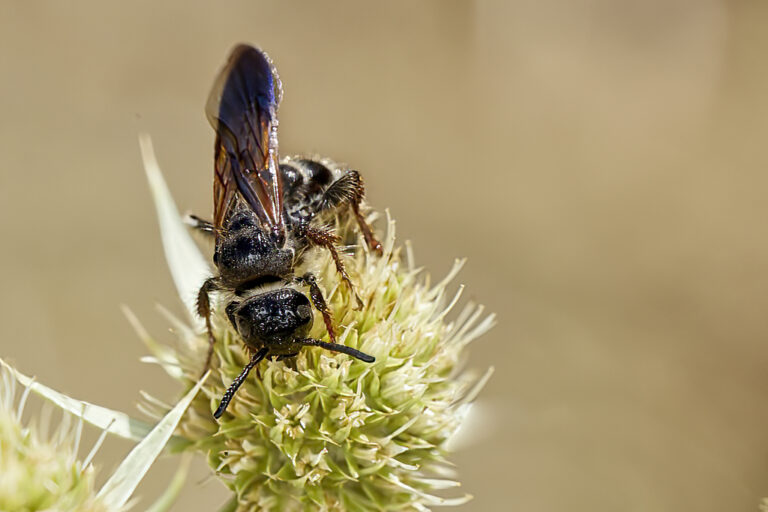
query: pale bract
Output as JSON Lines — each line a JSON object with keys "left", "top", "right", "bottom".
{"left": 139, "top": 135, "right": 495, "bottom": 511}
{"left": 0, "top": 362, "right": 205, "bottom": 512}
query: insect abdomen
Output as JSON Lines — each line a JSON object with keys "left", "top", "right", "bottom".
{"left": 280, "top": 158, "right": 336, "bottom": 200}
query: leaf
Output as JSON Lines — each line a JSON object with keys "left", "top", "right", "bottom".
{"left": 96, "top": 371, "right": 209, "bottom": 508}
{"left": 140, "top": 133, "right": 211, "bottom": 330}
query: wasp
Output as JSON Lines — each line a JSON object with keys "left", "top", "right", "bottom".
{"left": 188, "top": 45, "right": 381, "bottom": 418}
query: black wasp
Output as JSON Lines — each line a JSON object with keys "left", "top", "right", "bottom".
{"left": 188, "top": 45, "right": 382, "bottom": 419}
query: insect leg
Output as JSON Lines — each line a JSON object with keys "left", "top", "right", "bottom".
{"left": 351, "top": 201, "right": 383, "bottom": 255}
{"left": 296, "top": 338, "right": 375, "bottom": 363}
{"left": 320, "top": 170, "right": 363, "bottom": 211}
{"left": 295, "top": 273, "right": 337, "bottom": 343}
{"left": 197, "top": 277, "right": 219, "bottom": 375}
{"left": 185, "top": 213, "right": 216, "bottom": 236}
{"left": 302, "top": 225, "right": 363, "bottom": 309}
{"left": 321, "top": 170, "right": 382, "bottom": 255}
{"left": 214, "top": 347, "right": 269, "bottom": 419}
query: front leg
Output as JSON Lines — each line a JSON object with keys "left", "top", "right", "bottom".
{"left": 197, "top": 277, "right": 220, "bottom": 374}
{"left": 296, "top": 272, "right": 337, "bottom": 343}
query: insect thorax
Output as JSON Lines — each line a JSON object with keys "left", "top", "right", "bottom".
{"left": 215, "top": 209, "right": 294, "bottom": 289}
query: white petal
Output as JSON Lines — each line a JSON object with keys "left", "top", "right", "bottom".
{"left": 123, "top": 305, "right": 184, "bottom": 379}
{"left": 97, "top": 372, "right": 208, "bottom": 508}
{"left": 444, "top": 399, "right": 495, "bottom": 452}
{"left": 140, "top": 133, "right": 211, "bottom": 330}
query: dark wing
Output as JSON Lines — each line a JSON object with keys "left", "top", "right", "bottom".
{"left": 206, "top": 44, "right": 284, "bottom": 236}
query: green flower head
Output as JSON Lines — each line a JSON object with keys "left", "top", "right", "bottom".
{"left": 139, "top": 135, "right": 494, "bottom": 511}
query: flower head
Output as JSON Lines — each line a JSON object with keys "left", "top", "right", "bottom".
{"left": 140, "top": 136, "right": 495, "bottom": 510}
{"left": 0, "top": 352, "right": 207, "bottom": 512}
{"left": 0, "top": 368, "right": 110, "bottom": 512}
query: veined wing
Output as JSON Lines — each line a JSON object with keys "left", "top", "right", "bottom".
{"left": 206, "top": 44, "right": 284, "bottom": 237}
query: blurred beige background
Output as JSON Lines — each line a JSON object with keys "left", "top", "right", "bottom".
{"left": 2, "top": 1, "right": 768, "bottom": 510}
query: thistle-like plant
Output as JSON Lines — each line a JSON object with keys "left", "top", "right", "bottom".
{"left": 137, "top": 135, "right": 495, "bottom": 511}
{"left": 0, "top": 367, "right": 109, "bottom": 512}
{"left": 0, "top": 361, "right": 205, "bottom": 512}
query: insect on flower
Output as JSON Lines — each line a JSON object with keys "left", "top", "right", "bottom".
{"left": 188, "top": 44, "right": 381, "bottom": 419}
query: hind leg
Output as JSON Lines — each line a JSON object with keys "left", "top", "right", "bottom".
{"left": 321, "top": 170, "right": 382, "bottom": 255}
{"left": 351, "top": 199, "right": 382, "bottom": 255}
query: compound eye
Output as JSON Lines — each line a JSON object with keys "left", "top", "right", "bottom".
{"left": 297, "top": 159, "right": 332, "bottom": 185}
{"left": 297, "top": 303, "right": 312, "bottom": 321}
{"left": 280, "top": 163, "right": 302, "bottom": 188}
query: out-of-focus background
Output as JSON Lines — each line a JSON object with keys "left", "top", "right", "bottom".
{"left": 2, "top": 1, "right": 768, "bottom": 510}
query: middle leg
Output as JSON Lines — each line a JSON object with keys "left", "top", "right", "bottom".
{"left": 301, "top": 225, "right": 363, "bottom": 309}
{"left": 196, "top": 277, "right": 220, "bottom": 375}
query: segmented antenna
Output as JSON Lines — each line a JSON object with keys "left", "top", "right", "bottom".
{"left": 297, "top": 338, "right": 375, "bottom": 363}
{"left": 214, "top": 347, "right": 269, "bottom": 419}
